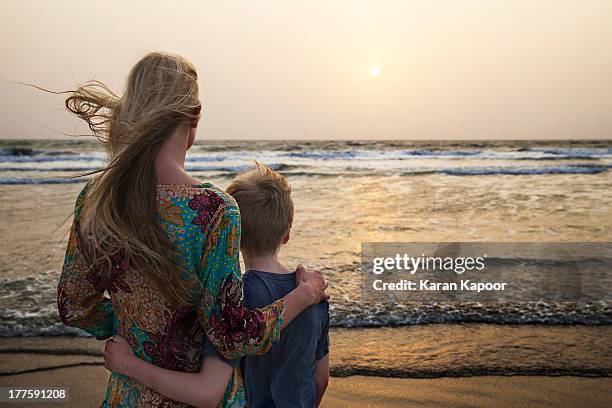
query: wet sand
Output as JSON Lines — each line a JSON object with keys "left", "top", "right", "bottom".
{"left": 1, "top": 359, "right": 610, "bottom": 407}
{"left": 1, "top": 332, "right": 611, "bottom": 407}
{"left": 2, "top": 325, "right": 611, "bottom": 378}
{"left": 321, "top": 375, "right": 612, "bottom": 408}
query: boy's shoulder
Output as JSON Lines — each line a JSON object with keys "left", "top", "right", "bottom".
{"left": 244, "top": 270, "right": 329, "bottom": 304}
{"left": 243, "top": 271, "right": 329, "bottom": 322}
{"left": 242, "top": 270, "right": 296, "bottom": 306}
{"left": 243, "top": 269, "right": 296, "bottom": 284}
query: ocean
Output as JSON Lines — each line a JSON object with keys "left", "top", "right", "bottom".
{"left": 0, "top": 139, "right": 610, "bottom": 377}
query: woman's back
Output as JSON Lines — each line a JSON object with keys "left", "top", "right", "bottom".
{"left": 58, "top": 183, "right": 284, "bottom": 407}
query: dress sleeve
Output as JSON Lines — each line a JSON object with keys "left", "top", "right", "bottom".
{"left": 57, "top": 185, "right": 115, "bottom": 339}
{"left": 196, "top": 204, "right": 285, "bottom": 360}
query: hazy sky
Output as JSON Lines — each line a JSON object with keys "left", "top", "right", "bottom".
{"left": 1, "top": 0, "right": 611, "bottom": 140}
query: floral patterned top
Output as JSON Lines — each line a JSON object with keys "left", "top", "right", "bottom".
{"left": 57, "top": 183, "right": 285, "bottom": 408}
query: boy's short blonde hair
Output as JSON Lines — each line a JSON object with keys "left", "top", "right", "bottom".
{"left": 226, "top": 163, "right": 294, "bottom": 256}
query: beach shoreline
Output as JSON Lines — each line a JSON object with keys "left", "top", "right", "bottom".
{"left": 2, "top": 325, "right": 611, "bottom": 378}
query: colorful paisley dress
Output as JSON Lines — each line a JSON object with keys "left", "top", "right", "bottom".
{"left": 57, "top": 183, "right": 285, "bottom": 407}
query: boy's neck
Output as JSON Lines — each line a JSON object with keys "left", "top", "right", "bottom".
{"left": 243, "top": 252, "right": 292, "bottom": 274}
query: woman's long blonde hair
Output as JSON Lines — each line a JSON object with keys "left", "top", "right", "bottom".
{"left": 68, "top": 52, "right": 201, "bottom": 306}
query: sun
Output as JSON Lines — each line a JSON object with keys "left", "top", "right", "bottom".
{"left": 370, "top": 66, "right": 380, "bottom": 77}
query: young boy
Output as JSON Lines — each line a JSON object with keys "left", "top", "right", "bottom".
{"left": 226, "top": 163, "right": 330, "bottom": 408}
{"left": 103, "top": 163, "right": 330, "bottom": 408}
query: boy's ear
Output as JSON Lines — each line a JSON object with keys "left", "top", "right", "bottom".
{"left": 281, "top": 229, "right": 291, "bottom": 245}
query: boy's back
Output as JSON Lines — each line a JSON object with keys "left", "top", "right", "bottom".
{"left": 242, "top": 270, "right": 329, "bottom": 408}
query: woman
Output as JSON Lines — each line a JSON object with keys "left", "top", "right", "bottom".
{"left": 57, "top": 52, "right": 328, "bottom": 407}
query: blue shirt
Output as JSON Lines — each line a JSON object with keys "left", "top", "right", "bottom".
{"left": 241, "top": 270, "right": 330, "bottom": 408}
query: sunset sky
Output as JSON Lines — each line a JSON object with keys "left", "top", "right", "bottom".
{"left": 1, "top": 0, "right": 611, "bottom": 140}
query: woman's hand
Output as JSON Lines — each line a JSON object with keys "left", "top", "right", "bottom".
{"left": 103, "top": 335, "right": 136, "bottom": 376}
{"left": 295, "top": 264, "right": 330, "bottom": 305}
{"left": 280, "top": 265, "right": 329, "bottom": 330}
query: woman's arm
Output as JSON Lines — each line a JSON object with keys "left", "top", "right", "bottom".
{"left": 104, "top": 336, "right": 231, "bottom": 408}
{"left": 196, "top": 202, "right": 327, "bottom": 360}
{"left": 57, "top": 184, "right": 114, "bottom": 339}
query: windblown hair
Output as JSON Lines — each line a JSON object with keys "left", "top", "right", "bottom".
{"left": 67, "top": 52, "right": 201, "bottom": 306}
{"left": 226, "top": 163, "right": 294, "bottom": 256}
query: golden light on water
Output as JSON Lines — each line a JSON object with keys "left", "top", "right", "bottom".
{"left": 370, "top": 66, "right": 380, "bottom": 77}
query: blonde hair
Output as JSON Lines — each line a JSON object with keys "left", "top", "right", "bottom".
{"left": 67, "top": 52, "right": 201, "bottom": 306}
{"left": 226, "top": 163, "right": 294, "bottom": 256}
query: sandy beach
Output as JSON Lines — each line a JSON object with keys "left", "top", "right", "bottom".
{"left": 3, "top": 366, "right": 611, "bottom": 408}
{"left": 1, "top": 338, "right": 610, "bottom": 408}
{"left": 1, "top": 329, "right": 611, "bottom": 407}
{"left": 2, "top": 368, "right": 611, "bottom": 408}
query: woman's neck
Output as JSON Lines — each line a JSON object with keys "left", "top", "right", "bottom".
{"left": 155, "top": 124, "right": 200, "bottom": 185}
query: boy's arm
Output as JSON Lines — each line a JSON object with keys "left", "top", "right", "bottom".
{"left": 315, "top": 354, "right": 330, "bottom": 407}
{"left": 314, "top": 302, "right": 331, "bottom": 407}
{"left": 104, "top": 336, "right": 231, "bottom": 408}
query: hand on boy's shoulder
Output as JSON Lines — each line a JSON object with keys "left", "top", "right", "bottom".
{"left": 295, "top": 264, "right": 330, "bottom": 303}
